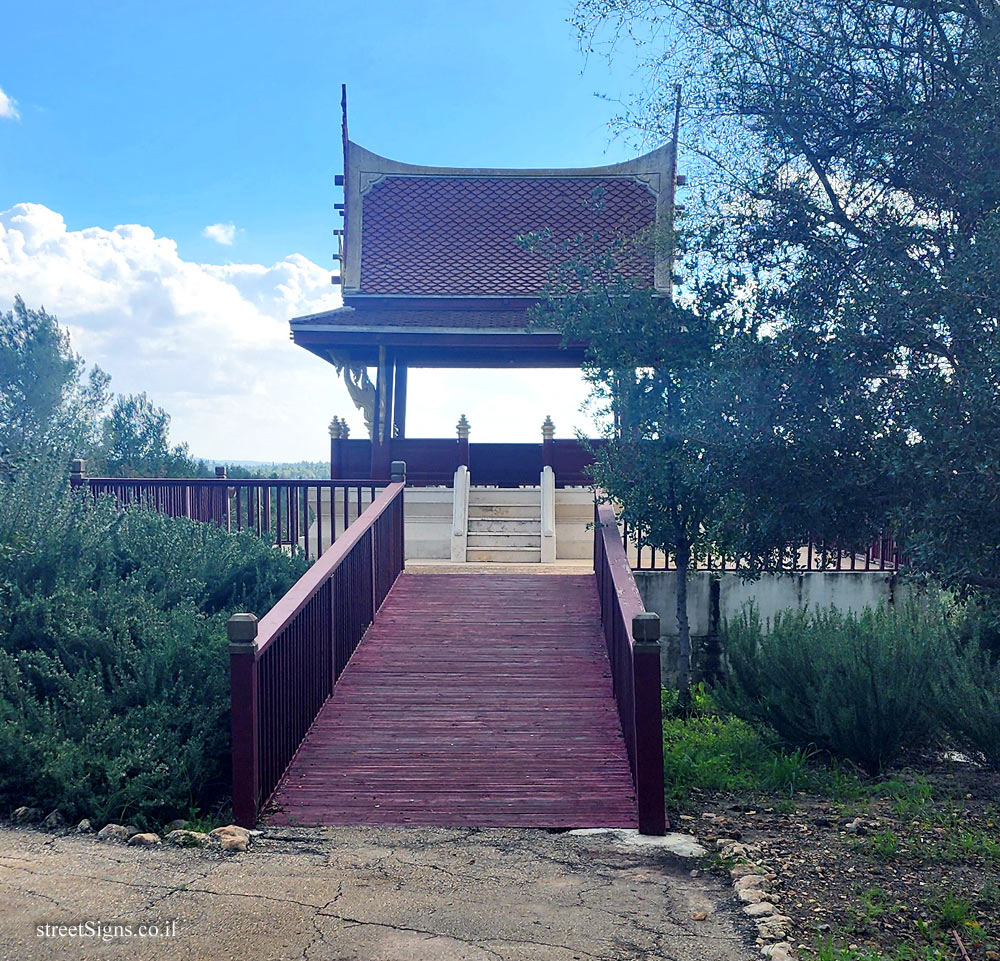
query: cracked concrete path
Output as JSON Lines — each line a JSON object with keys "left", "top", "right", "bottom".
{"left": 0, "top": 824, "right": 755, "bottom": 961}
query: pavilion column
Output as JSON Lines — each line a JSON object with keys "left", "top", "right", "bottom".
{"left": 371, "top": 346, "right": 393, "bottom": 479}
{"left": 392, "top": 361, "right": 407, "bottom": 439}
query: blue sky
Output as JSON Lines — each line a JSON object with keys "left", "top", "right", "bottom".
{"left": 0, "top": 1, "right": 653, "bottom": 460}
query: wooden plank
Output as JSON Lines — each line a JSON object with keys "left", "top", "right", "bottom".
{"left": 262, "top": 574, "right": 639, "bottom": 829}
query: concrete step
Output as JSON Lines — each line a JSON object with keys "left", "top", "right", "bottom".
{"left": 468, "top": 517, "right": 540, "bottom": 533}
{"left": 467, "top": 532, "right": 541, "bottom": 548}
{"left": 469, "top": 488, "right": 541, "bottom": 506}
{"left": 469, "top": 505, "right": 541, "bottom": 520}
{"left": 466, "top": 547, "right": 542, "bottom": 563}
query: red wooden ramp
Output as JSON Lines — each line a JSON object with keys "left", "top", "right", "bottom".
{"left": 263, "top": 573, "right": 638, "bottom": 828}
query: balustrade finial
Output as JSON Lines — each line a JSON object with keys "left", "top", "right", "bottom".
{"left": 328, "top": 416, "right": 352, "bottom": 439}
{"left": 541, "top": 415, "right": 555, "bottom": 441}
{"left": 456, "top": 414, "right": 471, "bottom": 440}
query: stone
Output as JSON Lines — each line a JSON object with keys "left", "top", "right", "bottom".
{"left": 127, "top": 833, "right": 161, "bottom": 846}
{"left": 739, "top": 888, "right": 767, "bottom": 904}
{"left": 96, "top": 823, "right": 132, "bottom": 843}
{"left": 735, "top": 874, "right": 767, "bottom": 892}
{"left": 210, "top": 824, "right": 251, "bottom": 842}
{"left": 76, "top": 819, "right": 93, "bottom": 833}
{"left": 656, "top": 833, "right": 707, "bottom": 857}
{"left": 844, "top": 817, "right": 867, "bottom": 835}
{"left": 730, "top": 864, "right": 765, "bottom": 879}
{"left": 691, "top": 911, "right": 708, "bottom": 921}
{"left": 123, "top": 825, "right": 140, "bottom": 838}
{"left": 762, "top": 942, "right": 795, "bottom": 960}
{"left": 220, "top": 834, "right": 248, "bottom": 853}
{"left": 42, "top": 810, "right": 67, "bottom": 830}
{"left": 12, "top": 806, "right": 42, "bottom": 824}
{"left": 744, "top": 902, "right": 777, "bottom": 917}
{"left": 165, "top": 830, "right": 211, "bottom": 848}
{"left": 164, "top": 819, "right": 189, "bottom": 832}
{"left": 757, "top": 916, "right": 793, "bottom": 941}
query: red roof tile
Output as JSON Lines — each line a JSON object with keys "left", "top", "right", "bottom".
{"left": 358, "top": 175, "right": 655, "bottom": 296}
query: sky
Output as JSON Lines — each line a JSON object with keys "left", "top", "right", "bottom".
{"left": 0, "top": 1, "right": 653, "bottom": 462}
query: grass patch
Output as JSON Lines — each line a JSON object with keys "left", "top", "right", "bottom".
{"left": 815, "top": 939, "right": 950, "bottom": 961}
{"left": 660, "top": 683, "right": 848, "bottom": 808}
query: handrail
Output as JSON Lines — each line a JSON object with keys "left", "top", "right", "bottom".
{"left": 255, "top": 482, "right": 403, "bottom": 655}
{"left": 228, "top": 479, "right": 406, "bottom": 827}
{"left": 594, "top": 499, "right": 666, "bottom": 835}
{"left": 72, "top": 465, "right": 386, "bottom": 560}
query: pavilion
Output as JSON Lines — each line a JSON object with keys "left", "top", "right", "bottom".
{"left": 289, "top": 90, "right": 679, "bottom": 489}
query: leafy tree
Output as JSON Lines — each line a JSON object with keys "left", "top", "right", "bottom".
{"left": 0, "top": 296, "right": 109, "bottom": 462}
{"left": 572, "top": 0, "right": 1000, "bottom": 601}
{"left": 99, "top": 392, "right": 206, "bottom": 478}
{"left": 529, "top": 228, "right": 891, "bottom": 702}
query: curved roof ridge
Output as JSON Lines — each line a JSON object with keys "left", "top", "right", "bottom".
{"left": 345, "top": 139, "right": 674, "bottom": 180}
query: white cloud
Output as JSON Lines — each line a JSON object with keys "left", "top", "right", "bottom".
{"left": 202, "top": 221, "right": 237, "bottom": 245}
{"left": 0, "top": 87, "right": 20, "bottom": 121}
{"left": 0, "top": 203, "right": 594, "bottom": 461}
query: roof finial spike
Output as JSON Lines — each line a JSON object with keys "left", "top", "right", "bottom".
{"left": 341, "top": 83, "right": 348, "bottom": 146}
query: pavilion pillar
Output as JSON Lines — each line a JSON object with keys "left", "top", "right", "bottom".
{"left": 371, "top": 346, "right": 393, "bottom": 479}
{"left": 392, "top": 361, "right": 407, "bottom": 438}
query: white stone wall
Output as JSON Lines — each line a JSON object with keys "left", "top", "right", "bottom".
{"left": 634, "top": 570, "right": 918, "bottom": 681}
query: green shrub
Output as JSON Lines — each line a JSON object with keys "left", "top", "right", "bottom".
{"left": 943, "top": 639, "right": 1000, "bottom": 768}
{"left": 0, "top": 459, "right": 307, "bottom": 826}
{"left": 719, "top": 604, "right": 955, "bottom": 775}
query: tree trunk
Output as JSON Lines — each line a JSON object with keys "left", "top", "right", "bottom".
{"left": 675, "top": 541, "right": 692, "bottom": 711}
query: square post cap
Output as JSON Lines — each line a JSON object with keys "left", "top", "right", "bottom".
{"left": 227, "top": 613, "right": 259, "bottom": 646}
{"left": 390, "top": 460, "right": 406, "bottom": 483}
{"left": 70, "top": 458, "right": 86, "bottom": 476}
{"left": 632, "top": 611, "right": 661, "bottom": 646}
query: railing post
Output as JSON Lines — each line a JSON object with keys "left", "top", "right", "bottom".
{"left": 214, "top": 465, "right": 231, "bottom": 531}
{"left": 631, "top": 611, "right": 666, "bottom": 835}
{"left": 540, "top": 464, "right": 556, "bottom": 563}
{"left": 451, "top": 465, "right": 470, "bottom": 562}
{"left": 456, "top": 414, "right": 470, "bottom": 468}
{"left": 228, "top": 613, "right": 259, "bottom": 828}
{"left": 69, "top": 458, "right": 86, "bottom": 489}
{"left": 390, "top": 461, "right": 406, "bottom": 571}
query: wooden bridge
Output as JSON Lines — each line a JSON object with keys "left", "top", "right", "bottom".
{"left": 225, "top": 480, "right": 667, "bottom": 834}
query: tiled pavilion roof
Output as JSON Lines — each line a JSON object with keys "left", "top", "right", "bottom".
{"left": 338, "top": 140, "right": 676, "bottom": 302}
{"left": 358, "top": 174, "right": 656, "bottom": 297}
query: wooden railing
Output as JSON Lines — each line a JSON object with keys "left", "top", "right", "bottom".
{"left": 628, "top": 525, "right": 906, "bottom": 573}
{"left": 70, "top": 461, "right": 383, "bottom": 560}
{"left": 227, "top": 479, "right": 406, "bottom": 827}
{"left": 329, "top": 436, "right": 606, "bottom": 487}
{"left": 594, "top": 500, "right": 667, "bottom": 835}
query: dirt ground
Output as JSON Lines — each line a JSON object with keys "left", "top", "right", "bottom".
{"left": 0, "top": 824, "right": 757, "bottom": 961}
{"left": 688, "top": 760, "right": 1000, "bottom": 958}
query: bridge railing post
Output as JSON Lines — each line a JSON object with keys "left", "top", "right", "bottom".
{"left": 69, "top": 457, "right": 86, "bottom": 489}
{"left": 228, "top": 613, "right": 259, "bottom": 828}
{"left": 632, "top": 611, "right": 666, "bottom": 835}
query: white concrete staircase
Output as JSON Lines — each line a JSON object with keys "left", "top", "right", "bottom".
{"left": 465, "top": 488, "right": 542, "bottom": 563}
